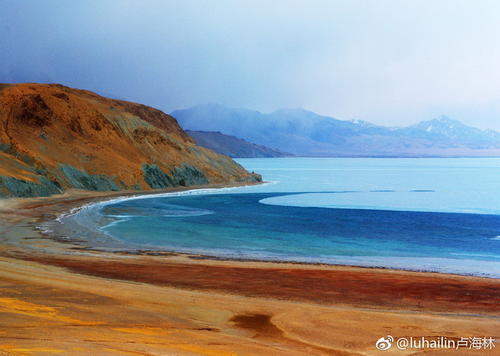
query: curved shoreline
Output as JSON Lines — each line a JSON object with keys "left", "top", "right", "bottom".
{"left": 2, "top": 188, "right": 500, "bottom": 316}
{"left": 40, "top": 184, "right": 257, "bottom": 253}
{"left": 2, "top": 183, "right": 499, "bottom": 282}
{"left": 1, "top": 186, "right": 500, "bottom": 355}
{"left": 43, "top": 187, "right": 500, "bottom": 279}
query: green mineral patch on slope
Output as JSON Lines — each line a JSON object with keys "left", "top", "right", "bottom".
{"left": 171, "top": 164, "right": 209, "bottom": 186}
{"left": 142, "top": 164, "right": 175, "bottom": 189}
{"left": 0, "top": 176, "right": 62, "bottom": 198}
{"left": 59, "top": 165, "right": 120, "bottom": 192}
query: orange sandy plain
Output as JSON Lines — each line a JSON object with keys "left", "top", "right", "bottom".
{"left": 0, "top": 188, "right": 499, "bottom": 355}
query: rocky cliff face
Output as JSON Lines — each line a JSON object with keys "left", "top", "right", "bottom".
{"left": 0, "top": 83, "right": 260, "bottom": 197}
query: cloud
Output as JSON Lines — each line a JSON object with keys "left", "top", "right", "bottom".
{"left": 2, "top": 0, "right": 500, "bottom": 129}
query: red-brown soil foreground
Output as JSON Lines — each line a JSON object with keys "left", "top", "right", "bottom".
{"left": 0, "top": 190, "right": 499, "bottom": 355}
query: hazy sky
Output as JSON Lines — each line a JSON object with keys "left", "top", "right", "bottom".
{"left": 2, "top": 0, "right": 500, "bottom": 129}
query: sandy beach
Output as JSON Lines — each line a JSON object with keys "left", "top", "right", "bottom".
{"left": 0, "top": 188, "right": 499, "bottom": 355}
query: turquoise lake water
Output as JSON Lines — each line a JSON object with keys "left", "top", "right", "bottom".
{"left": 60, "top": 158, "right": 500, "bottom": 277}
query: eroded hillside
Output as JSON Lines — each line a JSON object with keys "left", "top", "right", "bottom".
{"left": 0, "top": 83, "right": 260, "bottom": 197}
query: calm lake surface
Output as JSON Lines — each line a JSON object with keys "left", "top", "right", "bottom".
{"left": 66, "top": 158, "right": 500, "bottom": 277}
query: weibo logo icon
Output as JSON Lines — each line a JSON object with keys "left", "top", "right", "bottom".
{"left": 375, "top": 335, "right": 394, "bottom": 351}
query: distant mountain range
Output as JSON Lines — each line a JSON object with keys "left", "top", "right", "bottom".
{"left": 187, "top": 130, "right": 291, "bottom": 158}
{"left": 172, "top": 104, "right": 500, "bottom": 157}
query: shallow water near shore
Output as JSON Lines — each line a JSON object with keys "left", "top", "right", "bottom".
{"left": 60, "top": 158, "right": 500, "bottom": 277}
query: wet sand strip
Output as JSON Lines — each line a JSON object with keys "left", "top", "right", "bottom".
{"left": 25, "top": 255, "right": 500, "bottom": 316}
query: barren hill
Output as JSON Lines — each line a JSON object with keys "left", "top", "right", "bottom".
{"left": 0, "top": 83, "right": 260, "bottom": 197}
